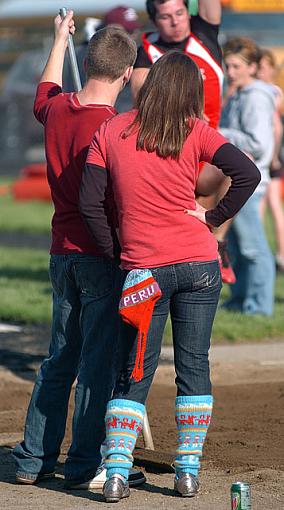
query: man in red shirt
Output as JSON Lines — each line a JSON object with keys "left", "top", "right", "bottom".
{"left": 12, "top": 11, "right": 145, "bottom": 490}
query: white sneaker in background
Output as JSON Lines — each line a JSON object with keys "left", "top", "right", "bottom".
{"left": 65, "top": 467, "right": 146, "bottom": 490}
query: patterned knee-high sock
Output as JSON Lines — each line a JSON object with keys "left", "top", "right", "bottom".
{"left": 104, "top": 399, "right": 145, "bottom": 481}
{"left": 175, "top": 395, "right": 213, "bottom": 478}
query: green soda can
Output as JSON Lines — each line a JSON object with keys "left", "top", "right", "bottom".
{"left": 231, "top": 482, "right": 251, "bottom": 510}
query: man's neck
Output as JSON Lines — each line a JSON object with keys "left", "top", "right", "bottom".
{"left": 239, "top": 77, "right": 255, "bottom": 91}
{"left": 157, "top": 33, "right": 190, "bottom": 49}
{"left": 76, "top": 78, "right": 122, "bottom": 107}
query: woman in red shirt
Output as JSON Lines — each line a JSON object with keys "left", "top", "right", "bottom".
{"left": 80, "top": 51, "right": 260, "bottom": 502}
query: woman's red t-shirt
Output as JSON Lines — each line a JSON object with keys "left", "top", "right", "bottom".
{"left": 87, "top": 110, "right": 227, "bottom": 269}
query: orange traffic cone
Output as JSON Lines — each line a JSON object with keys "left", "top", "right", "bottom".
{"left": 11, "top": 163, "right": 51, "bottom": 202}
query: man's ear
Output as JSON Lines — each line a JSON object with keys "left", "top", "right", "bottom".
{"left": 124, "top": 66, "right": 134, "bottom": 84}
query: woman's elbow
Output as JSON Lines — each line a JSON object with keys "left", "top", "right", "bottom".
{"left": 250, "top": 165, "right": 261, "bottom": 187}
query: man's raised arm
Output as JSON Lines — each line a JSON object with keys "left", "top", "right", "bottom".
{"left": 198, "top": 0, "right": 221, "bottom": 25}
{"left": 40, "top": 10, "right": 75, "bottom": 86}
{"left": 131, "top": 67, "right": 150, "bottom": 103}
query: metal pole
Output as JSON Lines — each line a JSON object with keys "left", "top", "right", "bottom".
{"left": 59, "top": 7, "right": 82, "bottom": 92}
{"left": 143, "top": 410, "right": 155, "bottom": 450}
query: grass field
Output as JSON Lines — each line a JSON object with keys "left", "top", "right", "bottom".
{"left": 0, "top": 191, "right": 52, "bottom": 234}
{"left": 0, "top": 181, "right": 283, "bottom": 342}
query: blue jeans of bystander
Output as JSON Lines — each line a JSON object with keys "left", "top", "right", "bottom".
{"left": 226, "top": 192, "right": 275, "bottom": 316}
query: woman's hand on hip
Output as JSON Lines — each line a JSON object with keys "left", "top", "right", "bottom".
{"left": 184, "top": 203, "right": 207, "bottom": 225}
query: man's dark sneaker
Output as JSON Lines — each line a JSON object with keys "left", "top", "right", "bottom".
{"left": 16, "top": 472, "right": 55, "bottom": 485}
{"left": 218, "top": 240, "right": 236, "bottom": 284}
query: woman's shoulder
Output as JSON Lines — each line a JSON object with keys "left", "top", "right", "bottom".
{"left": 108, "top": 108, "right": 137, "bottom": 129}
{"left": 183, "top": 118, "right": 213, "bottom": 152}
{"left": 191, "top": 117, "right": 212, "bottom": 135}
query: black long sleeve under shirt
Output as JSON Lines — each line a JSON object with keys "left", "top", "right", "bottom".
{"left": 79, "top": 143, "right": 261, "bottom": 259}
{"left": 205, "top": 143, "right": 261, "bottom": 227}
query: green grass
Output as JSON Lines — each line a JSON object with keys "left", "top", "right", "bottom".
{"left": 162, "top": 206, "right": 284, "bottom": 342}
{"left": 0, "top": 192, "right": 53, "bottom": 234}
{"left": 0, "top": 241, "right": 283, "bottom": 341}
{"left": 162, "top": 273, "right": 284, "bottom": 344}
{"left": 0, "top": 177, "right": 52, "bottom": 322}
{"left": 0, "top": 179, "right": 283, "bottom": 342}
{"left": 163, "top": 208, "right": 284, "bottom": 343}
{"left": 0, "top": 246, "right": 52, "bottom": 323}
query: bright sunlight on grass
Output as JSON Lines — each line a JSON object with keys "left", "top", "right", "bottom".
{"left": 0, "top": 176, "right": 284, "bottom": 341}
{"left": 0, "top": 192, "right": 52, "bottom": 234}
{"left": 0, "top": 246, "right": 51, "bottom": 323}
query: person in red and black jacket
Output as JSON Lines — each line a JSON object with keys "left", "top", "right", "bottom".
{"left": 132, "top": 0, "right": 223, "bottom": 130}
{"left": 131, "top": 0, "right": 237, "bottom": 284}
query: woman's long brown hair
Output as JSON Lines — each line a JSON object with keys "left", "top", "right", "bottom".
{"left": 124, "top": 51, "right": 204, "bottom": 160}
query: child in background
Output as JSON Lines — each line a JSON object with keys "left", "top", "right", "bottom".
{"left": 258, "top": 48, "right": 284, "bottom": 273}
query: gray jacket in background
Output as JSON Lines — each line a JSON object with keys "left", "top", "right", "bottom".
{"left": 220, "top": 79, "right": 275, "bottom": 193}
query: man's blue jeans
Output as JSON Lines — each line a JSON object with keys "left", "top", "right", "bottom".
{"left": 13, "top": 254, "right": 122, "bottom": 482}
{"left": 227, "top": 192, "right": 275, "bottom": 316}
{"left": 114, "top": 260, "right": 222, "bottom": 404}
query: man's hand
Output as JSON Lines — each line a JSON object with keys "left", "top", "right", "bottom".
{"left": 39, "top": 10, "right": 75, "bottom": 86}
{"left": 54, "top": 10, "right": 75, "bottom": 49}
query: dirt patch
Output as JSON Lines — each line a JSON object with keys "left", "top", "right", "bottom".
{"left": 144, "top": 379, "right": 284, "bottom": 472}
{"left": 0, "top": 331, "right": 284, "bottom": 509}
{"left": 1, "top": 362, "right": 284, "bottom": 475}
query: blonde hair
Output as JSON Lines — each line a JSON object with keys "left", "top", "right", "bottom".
{"left": 259, "top": 48, "right": 277, "bottom": 69}
{"left": 223, "top": 37, "right": 261, "bottom": 65}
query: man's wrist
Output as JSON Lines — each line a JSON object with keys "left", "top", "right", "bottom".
{"left": 53, "top": 37, "right": 68, "bottom": 51}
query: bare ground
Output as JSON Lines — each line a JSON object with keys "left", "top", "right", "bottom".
{"left": 0, "top": 325, "right": 284, "bottom": 509}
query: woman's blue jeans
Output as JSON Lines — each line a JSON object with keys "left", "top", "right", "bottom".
{"left": 12, "top": 254, "right": 122, "bottom": 483}
{"left": 227, "top": 192, "right": 275, "bottom": 316}
{"left": 114, "top": 260, "right": 222, "bottom": 404}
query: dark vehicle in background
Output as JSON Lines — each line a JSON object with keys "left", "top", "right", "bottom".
{"left": 0, "top": 9, "right": 284, "bottom": 171}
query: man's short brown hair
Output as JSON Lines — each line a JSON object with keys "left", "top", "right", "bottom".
{"left": 86, "top": 26, "right": 137, "bottom": 82}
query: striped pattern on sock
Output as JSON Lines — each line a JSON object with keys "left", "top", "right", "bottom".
{"left": 104, "top": 399, "right": 145, "bottom": 480}
{"left": 175, "top": 395, "right": 213, "bottom": 477}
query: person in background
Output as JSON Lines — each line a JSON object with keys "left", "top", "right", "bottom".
{"left": 220, "top": 37, "right": 276, "bottom": 315}
{"left": 131, "top": 0, "right": 222, "bottom": 126}
{"left": 257, "top": 48, "right": 284, "bottom": 273}
{"left": 63, "top": 5, "right": 142, "bottom": 113}
{"left": 131, "top": 0, "right": 236, "bottom": 285}
{"left": 12, "top": 11, "right": 145, "bottom": 490}
{"left": 102, "top": 5, "right": 142, "bottom": 41}
{"left": 80, "top": 51, "right": 260, "bottom": 502}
